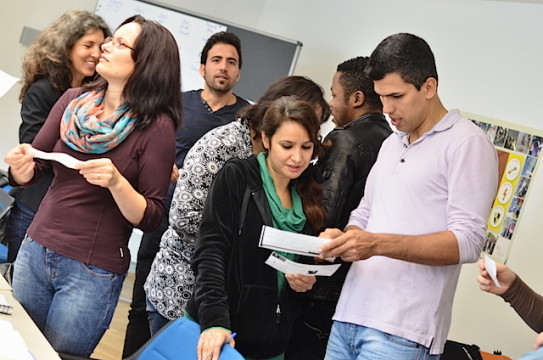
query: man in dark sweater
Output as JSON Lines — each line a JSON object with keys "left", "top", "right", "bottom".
{"left": 123, "top": 31, "right": 249, "bottom": 357}
{"left": 286, "top": 56, "right": 392, "bottom": 360}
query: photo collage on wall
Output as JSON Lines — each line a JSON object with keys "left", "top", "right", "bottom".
{"left": 466, "top": 112, "right": 542, "bottom": 263}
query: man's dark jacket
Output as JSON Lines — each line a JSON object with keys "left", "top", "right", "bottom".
{"left": 307, "top": 113, "right": 392, "bottom": 304}
{"left": 318, "top": 112, "right": 392, "bottom": 230}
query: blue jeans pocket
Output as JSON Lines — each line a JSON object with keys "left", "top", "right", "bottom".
{"left": 80, "top": 263, "right": 117, "bottom": 279}
{"left": 384, "top": 332, "right": 421, "bottom": 348}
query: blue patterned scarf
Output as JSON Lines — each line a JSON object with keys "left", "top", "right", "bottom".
{"left": 60, "top": 90, "right": 138, "bottom": 154}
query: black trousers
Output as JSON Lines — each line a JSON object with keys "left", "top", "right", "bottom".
{"left": 285, "top": 299, "right": 336, "bottom": 360}
{"left": 122, "top": 183, "right": 175, "bottom": 357}
{"left": 122, "top": 214, "right": 168, "bottom": 358}
{"left": 285, "top": 261, "right": 351, "bottom": 360}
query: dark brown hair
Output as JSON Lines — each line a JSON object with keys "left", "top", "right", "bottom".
{"left": 239, "top": 76, "right": 330, "bottom": 144}
{"left": 87, "top": 15, "right": 182, "bottom": 129}
{"left": 200, "top": 31, "right": 242, "bottom": 68}
{"left": 366, "top": 33, "right": 438, "bottom": 90}
{"left": 261, "top": 96, "right": 325, "bottom": 231}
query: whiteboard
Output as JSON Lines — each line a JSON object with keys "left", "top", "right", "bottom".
{"left": 96, "top": 0, "right": 225, "bottom": 92}
{"left": 95, "top": 0, "right": 302, "bottom": 101}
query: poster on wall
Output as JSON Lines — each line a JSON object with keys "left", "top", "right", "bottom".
{"left": 463, "top": 112, "right": 542, "bottom": 264}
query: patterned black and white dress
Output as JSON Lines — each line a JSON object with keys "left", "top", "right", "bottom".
{"left": 144, "top": 119, "right": 253, "bottom": 320}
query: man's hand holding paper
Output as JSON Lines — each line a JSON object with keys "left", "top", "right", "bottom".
{"left": 319, "top": 225, "right": 376, "bottom": 262}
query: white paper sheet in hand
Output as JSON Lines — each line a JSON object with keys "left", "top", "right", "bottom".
{"left": 0, "top": 69, "right": 19, "bottom": 98}
{"left": 259, "top": 225, "right": 333, "bottom": 259}
{"left": 265, "top": 252, "right": 340, "bottom": 276}
{"left": 29, "top": 147, "right": 83, "bottom": 169}
{"left": 484, "top": 254, "right": 501, "bottom": 288}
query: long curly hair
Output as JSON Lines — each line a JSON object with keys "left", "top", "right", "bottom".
{"left": 19, "top": 10, "right": 111, "bottom": 102}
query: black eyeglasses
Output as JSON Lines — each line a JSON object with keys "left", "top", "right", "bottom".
{"left": 103, "top": 36, "right": 135, "bottom": 51}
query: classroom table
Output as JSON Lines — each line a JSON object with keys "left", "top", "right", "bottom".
{"left": 0, "top": 275, "right": 61, "bottom": 360}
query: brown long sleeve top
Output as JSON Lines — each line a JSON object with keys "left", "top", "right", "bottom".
{"left": 501, "top": 275, "right": 543, "bottom": 333}
{"left": 17, "top": 88, "right": 175, "bottom": 274}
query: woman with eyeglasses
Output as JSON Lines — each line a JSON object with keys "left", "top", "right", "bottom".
{"left": 6, "top": 10, "right": 111, "bottom": 265}
{"left": 4, "top": 15, "right": 181, "bottom": 357}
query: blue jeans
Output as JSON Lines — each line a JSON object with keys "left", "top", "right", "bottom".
{"left": 146, "top": 297, "right": 171, "bottom": 336}
{"left": 519, "top": 346, "right": 543, "bottom": 360}
{"left": 12, "top": 236, "right": 126, "bottom": 356}
{"left": 324, "top": 321, "right": 441, "bottom": 360}
{"left": 6, "top": 200, "right": 35, "bottom": 263}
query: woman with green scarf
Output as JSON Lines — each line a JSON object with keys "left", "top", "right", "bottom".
{"left": 185, "top": 96, "right": 325, "bottom": 360}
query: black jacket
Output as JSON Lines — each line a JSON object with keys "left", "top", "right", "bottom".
{"left": 317, "top": 112, "right": 392, "bottom": 230}
{"left": 186, "top": 156, "right": 312, "bottom": 359}
{"left": 10, "top": 77, "right": 62, "bottom": 211}
{"left": 305, "top": 113, "right": 392, "bottom": 304}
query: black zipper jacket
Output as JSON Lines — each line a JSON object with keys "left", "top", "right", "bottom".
{"left": 186, "top": 156, "right": 312, "bottom": 358}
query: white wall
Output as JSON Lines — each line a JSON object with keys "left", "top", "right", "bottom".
{"left": 0, "top": 1, "right": 95, "bottom": 170}
{"left": 2, "top": 0, "right": 543, "bottom": 358}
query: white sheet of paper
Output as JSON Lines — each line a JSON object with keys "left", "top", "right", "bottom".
{"left": 484, "top": 254, "right": 501, "bottom": 288}
{"left": 265, "top": 252, "right": 340, "bottom": 276}
{"left": 0, "top": 70, "right": 19, "bottom": 98}
{"left": 29, "top": 147, "right": 83, "bottom": 169}
{"left": 259, "top": 226, "right": 333, "bottom": 260}
{"left": 0, "top": 319, "right": 34, "bottom": 360}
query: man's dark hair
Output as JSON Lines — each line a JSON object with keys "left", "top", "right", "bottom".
{"left": 365, "top": 33, "right": 438, "bottom": 90}
{"left": 337, "top": 56, "right": 382, "bottom": 111}
{"left": 200, "top": 31, "right": 242, "bottom": 68}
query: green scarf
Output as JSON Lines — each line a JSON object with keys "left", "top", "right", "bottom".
{"left": 257, "top": 152, "right": 306, "bottom": 296}
{"left": 257, "top": 152, "right": 306, "bottom": 232}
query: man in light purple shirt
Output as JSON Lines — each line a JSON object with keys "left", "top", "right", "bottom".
{"left": 319, "top": 33, "right": 499, "bottom": 359}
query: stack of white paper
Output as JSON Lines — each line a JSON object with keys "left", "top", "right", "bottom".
{"left": 0, "top": 319, "right": 34, "bottom": 360}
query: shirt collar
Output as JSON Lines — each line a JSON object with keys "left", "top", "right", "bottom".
{"left": 395, "top": 109, "right": 461, "bottom": 146}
